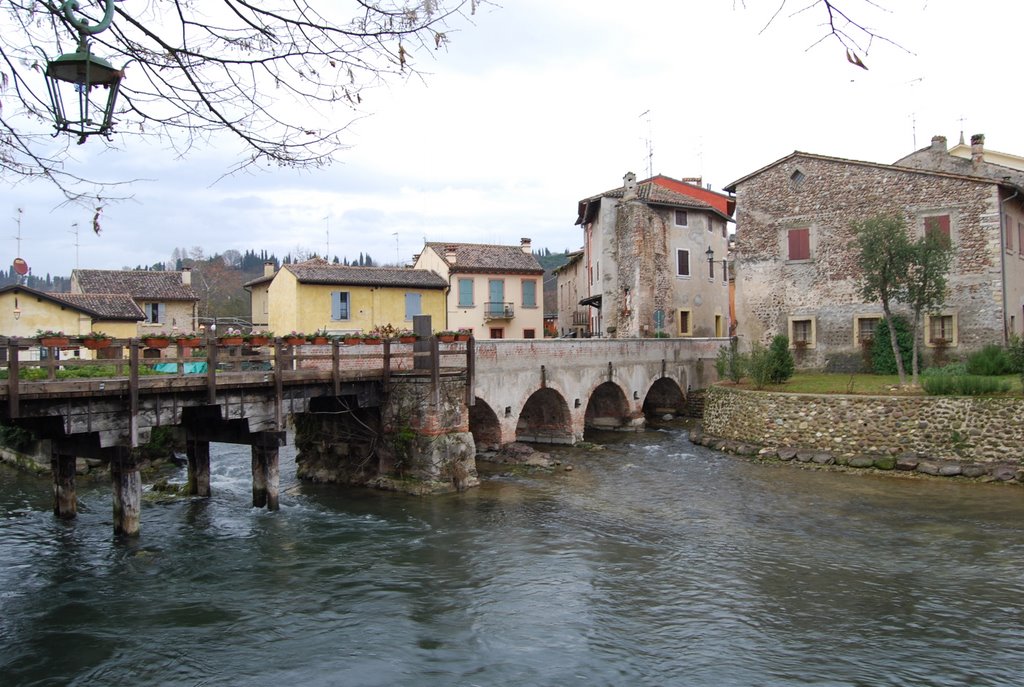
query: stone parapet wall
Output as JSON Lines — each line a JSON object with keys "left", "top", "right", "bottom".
{"left": 703, "top": 385, "right": 1024, "bottom": 467}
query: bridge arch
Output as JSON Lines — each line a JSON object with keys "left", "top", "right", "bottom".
{"left": 468, "top": 397, "right": 502, "bottom": 452}
{"left": 583, "top": 381, "right": 633, "bottom": 431}
{"left": 516, "top": 387, "right": 574, "bottom": 444}
{"left": 642, "top": 376, "right": 687, "bottom": 418}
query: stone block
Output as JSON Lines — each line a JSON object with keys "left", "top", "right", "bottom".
{"left": 848, "top": 455, "right": 875, "bottom": 468}
{"left": 873, "top": 456, "right": 896, "bottom": 470}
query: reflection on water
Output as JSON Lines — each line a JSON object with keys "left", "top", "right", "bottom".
{"left": 1, "top": 428, "right": 1022, "bottom": 686}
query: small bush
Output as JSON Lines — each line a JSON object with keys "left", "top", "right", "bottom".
{"left": 966, "top": 344, "right": 1014, "bottom": 376}
{"left": 871, "top": 316, "right": 913, "bottom": 375}
{"left": 747, "top": 342, "right": 774, "bottom": 389}
{"left": 768, "top": 335, "right": 795, "bottom": 383}
{"left": 715, "top": 342, "right": 746, "bottom": 384}
{"left": 922, "top": 368, "right": 1011, "bottom": 396}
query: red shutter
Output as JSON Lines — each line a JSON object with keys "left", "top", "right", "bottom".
{"left": 677, "top": 249, "right": 689, "bottom": 276}
{"left": 925, "top": 215, "right": 950, "bottom": 240}
{"left": 788, "top": 228, "right": 809, "bottom": 260}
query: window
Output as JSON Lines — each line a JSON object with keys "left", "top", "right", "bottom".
{"left": 707, "top": 216, "right": 714, "bottom": 232}
{"left": 1007, "top": 214, "right": 1015, "bottom": 252}
{"left": 523, "top": 329, "right": 536, "bottom": 339}
{"left": 522, "top": 280, "right": 537, "bottom": 308}
{"left": 788, "top": 316, "right": 816, "bottom": 349}
{"left": 926, "top": 312, "right": 957, "bottom": 346}
{"left": 404, "top": 292, "right": 422, "bottom": 320}
{"left": 787, "top": 228, "right": 810, "bottom": 261}
{"left": 715, "top": 315, "right": 724, "bottom": 337}
{"left": 924, "top": 214, "right": 950, "bottom": 240}
{"left": 678, "top": 309, "right": 692, "bottom": 336}
{"left": 674, "top": 210, "right": 688, "bottom": 227}
{"left": 790, "top": 169, "right": 806, "bottom": 187}
{"left": 458, "top": 278, "right": 474, "bottom": 307}
{"left": 676, "top": 249, "right": 690, "bottom": 277}
{"left": 853, "top": 315, "right": 881, "bottom": 346}
{"left": 722, "top": 259, "right": 728, "bottom": 284}
{"left": 1018, "top": 222, "right": 1024, "bottom": 256}
{"left": 144, "top": 302, "right": 164, "bottom": 324}
{"left": 489, "top": 328, "right": 504, "bottom": 339}
{"left": 708, "top": 256, "right": 715, "bottom": 280}
{"left": 331, "top": 291, "right": 350, "bottom": 320}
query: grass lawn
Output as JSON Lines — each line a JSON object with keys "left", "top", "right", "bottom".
{"left": 724, "top": 372, "right": 1023, "bottom": 395}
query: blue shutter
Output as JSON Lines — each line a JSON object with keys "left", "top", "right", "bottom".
{"left": 458, "top": 279, "right": 474, "bottom": 307}
{"left": 405, "top": 293, "right": 421, "bottom": 320}
{"left": 522, "top": 280, "right": 536, "bottom": 308}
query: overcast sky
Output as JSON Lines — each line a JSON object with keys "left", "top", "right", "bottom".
{"left": 7, "top": 0, "right": 1024, "bottom": 278}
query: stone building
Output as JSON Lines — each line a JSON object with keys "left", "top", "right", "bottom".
{"left": 553, "top": 250, "right": 586, "bottom": 337}
{"left": 70, "top": 268, "right": 199, "bottom": 338}
{"left": 573, "top": 173, "right": 732, "bottom": 338}
{"left": 726, "top": 146, "right": 1024, "bottom": 368}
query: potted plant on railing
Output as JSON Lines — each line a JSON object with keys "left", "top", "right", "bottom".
{"left": 310, "top": 329, "right": 331, "bottom": 345}
{"left": 397, "top": 329, "right": 417, "bottom": 344}
{"left": 82, "top": 331, "right": 113, "bottom": 350}
{"left": 37, "top": 330, "right": 70, "bottom": 348}
{"left": 217, "top": 327, "right": 245, "bottom": 346}
{"left": 456, "top": 328, "right": 472, "bottom": 342}
{"left": 342, "top": 332, "right": 362, "bottom": 346}
{"left": 246, "top": 331, "right": 272, "bottom": 347}
{"left": 437, "top": 330, "right": 457, "bottom": 343}
{"left": 175, "top": 332, "right": 203, "bottom": 347}
{"left": 142, "top": 332, "right": 172, "bottom": 349}
{"left": 285, "top": 331, "right": 308, "bottom": 346}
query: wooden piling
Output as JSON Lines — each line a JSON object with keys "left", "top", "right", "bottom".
{"left": 186, "top": 438, "right": 212, "bottom": 497}
{"left": 110, "top": 451, "right": 141, "bottom": 537}
{"left": 51, "top": 451, "right": 77, "bottom": 519}
{"left": 251, "top": 437, "right": 281, "bottom": 511}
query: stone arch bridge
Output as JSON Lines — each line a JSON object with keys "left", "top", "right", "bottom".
{"left": 466, "top": 338, "right": 724, "bottom": 449}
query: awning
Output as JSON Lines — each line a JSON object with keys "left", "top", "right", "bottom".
{"left": 579, "top": 294, "right": 602, "bottom": 308}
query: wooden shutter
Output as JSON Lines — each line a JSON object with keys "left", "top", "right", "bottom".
{"left": 788, "top": 228, "right": 810, "bottom": 260}
{"left": 677, "top": 249, "right": 690, "bottom": 276}
{"left": 924, "top": 215, "right": 950, "bottom": 240}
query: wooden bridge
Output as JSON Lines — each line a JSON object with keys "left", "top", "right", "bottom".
{"left": 1, "top": 330, "right": 471, "bottom": 535}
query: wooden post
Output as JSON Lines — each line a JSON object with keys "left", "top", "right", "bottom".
{"left": 250, "top": 440, "right": 280, "bottom": 511}
{"left": 7, "top": 337, "right": 19, "bottom": 418}
{"left": 466, "top": 336, "right": 475, "bottom": 406}
{"left": 110, "top": 449, "right": 141, "bottom": 537}
{"left": 51, "top": 450, "right": 77, "bottom": 519}
{"left": 186, "top": 437, "right": 211, "bottom": 497}
{"left": 129, "top": 341, "right": 140, "bottom": 447}
{"left": 274, "top": 342, "right": 285, "bottom": 429}
{"left": 207, "top": 341, "right": 219, "bottom": 404}
{"left": 382, "top": 338, "right": 391, "bottom": 386}
{"left": 331, "top": 339, "right": 341, "bottom": 397}
{"left": 431, "top": 335, "right": 440, "bottom": 406}
{"left": 413, "top": 314, "right": 432, "bottom": 371}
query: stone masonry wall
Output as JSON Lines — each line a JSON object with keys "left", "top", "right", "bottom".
{"left": 702, "top": 385, "right": 1024, "bottom": 480}
{"left": 733, "top": 154, "right": 1004, "bottom": 365}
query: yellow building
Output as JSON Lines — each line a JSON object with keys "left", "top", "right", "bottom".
{"left": 0, "top": 285, "right": 144, "bottom": 360}
{"left": 70, "top": 268, "right": 199, "bottom": 337}
{"left": 256, "top": 259, "right": 449, "bottom": 335}
{"left": 413, "top": 239, "right": 546, "bottom": 339}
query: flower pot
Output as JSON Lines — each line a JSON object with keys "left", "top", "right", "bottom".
{"left": 456, "top": 334, "right": 470, "bottom": 342}
{"left": 40, "top": 337, "right": 70, "bottom": 348}
{"left": 311, "top": 336, "right": 330, "bottom": 345}
{"left": 399, "top": 336, "right": 417, "bottom": 344}
{"left": 83, "top": 338, "right": 112, "bottom": 350}
{"left": 144, "top": 338, "right": 170, "bottom": 349}
{"left": 176, "top": 337, "right": 202, "bottom": 348}
{"left": 438, "top": 335, "right": 455, "bottom": 343}
{"left": 343, "top": 337, "right": 361, "bottom": 346}
{"left": 362, "top": 337, "right": 381, "bottom": 345}
{"left": 218, "top": 336, "right": 244, "bottom": 346}
{"left": 247, "top": 336, "right": 270, "bottom": 346}
{"left": 285, "top": 337, "right": 307, "bottom": 346}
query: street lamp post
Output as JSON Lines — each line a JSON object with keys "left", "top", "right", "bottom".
{"left": 43, "top": 1, "right": 128, "bottom": 144}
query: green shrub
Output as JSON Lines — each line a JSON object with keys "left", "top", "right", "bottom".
{"left": 768, "top": 335, "right": 795, "bottom": 383}
{"left": 715, "top": 341, "right": 746, "bottom": 384}
{"left": 922, "top": 369, "right": 1011, "bottom": 396}
{"left": 747, "top": 342, "right": 774, "bottom": 389}
{"left": 871, "top": 316, "right": 913, "bottom": 375}
{"left": 966, "top": 344, "right": 1014, "bottom": 376}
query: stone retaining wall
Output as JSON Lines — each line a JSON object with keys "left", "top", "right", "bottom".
{"left": 701, "top": 385, "right": 1024, "bottom": 483}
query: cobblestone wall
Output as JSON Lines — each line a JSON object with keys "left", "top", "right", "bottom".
{"left": 702, "top": 385, "right": 1024, "bottom": 480}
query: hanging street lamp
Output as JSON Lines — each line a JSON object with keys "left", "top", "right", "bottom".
{"left": 43, "top": 1, "right": 127, "bottom": 144}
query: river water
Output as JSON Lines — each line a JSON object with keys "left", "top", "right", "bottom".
{"left": 1, "top": 426, "right": 1022, "bottom": 687}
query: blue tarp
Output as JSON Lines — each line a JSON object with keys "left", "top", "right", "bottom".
{"left": 151, "top": 362, "right": 208, "bottom": 374}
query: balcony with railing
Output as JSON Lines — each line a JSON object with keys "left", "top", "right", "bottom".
{"left": 484, "top": 302, "right": 514, "bottom": 320}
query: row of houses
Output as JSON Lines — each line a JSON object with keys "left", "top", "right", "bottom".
{"left": 0, "top": 238, "right": 547, "bottom": 356}
{"left": 555, "top": 132, "right": 1024, "bottom": 367}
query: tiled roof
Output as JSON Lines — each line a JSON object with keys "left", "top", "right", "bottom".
{"left": 49, "top": 293, "right": 145, "bottom": 320}
{"left": 72, "top": 269, "right": 198, "bottom": 301}
{"left": 285, "top": 261, "right": 448, "bottom": 288}
{"left": 424, "top": 242, "right": 545, "bottom": 275}
{"left": 576, "top": 181, "right": 734, "bottom": 226}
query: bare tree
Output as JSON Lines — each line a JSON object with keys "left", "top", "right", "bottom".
{"left": 0, "top": 1, "right": 483, "bottom": 205}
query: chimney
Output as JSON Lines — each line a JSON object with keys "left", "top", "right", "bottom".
{"left": 971, "top": 133, "right": 985, "bottom": 166}
{"left": 412, "top": 253, "right": 420, "bottom": 263}
{"left": 263, "top": 261, "right": 275, "bottom": 277}
{"left": 181, "top": 267, "right": 191, "bottom": 286}
{"left": 520, "top": 237, "right": 532, "bottom": 254}
{"left": 445, "top": 245, "right": 457, "bottom": 264}
{"left": 623, "top": 171, "right": 637, "bottom": 201}
{"left": 930, "top": 135, "right": 947, "bottom": 155}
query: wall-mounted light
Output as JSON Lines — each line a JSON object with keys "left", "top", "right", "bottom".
{"left": 705, "top": 246, "right": 715, "bottom": 264}
{"left": 13, "top": 297, "right": 20, "bottom": 320}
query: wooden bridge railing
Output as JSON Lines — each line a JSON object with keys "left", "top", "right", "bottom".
{"left": 0, "top": 335, "right": 473, "bottom": 419}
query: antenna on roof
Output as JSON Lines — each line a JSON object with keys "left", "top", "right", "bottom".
{"left": 910, "top": 112, "right": 916, "bottom": 150}
{"left": 640, "top": 109, "right": 653, "bottom": 179}
{"left": 323, "top": 215, "right": 330, "bottom": 260}
{"left": 69, "top": 222, "right": 80, "bottom": 270}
